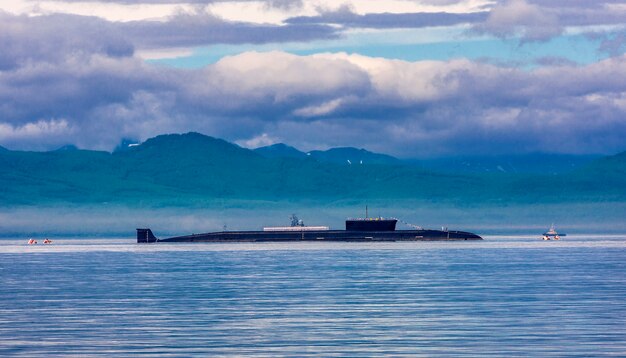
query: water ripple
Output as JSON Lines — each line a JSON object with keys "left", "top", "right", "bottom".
{"left": 1, "top": 237, "right": 625, "bottom": 356}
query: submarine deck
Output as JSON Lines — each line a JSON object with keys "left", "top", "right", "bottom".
{"left": 155, "top": 229, "right": 482, "bottom": 243}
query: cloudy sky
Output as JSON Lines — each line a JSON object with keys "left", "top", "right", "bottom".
{"left": 1, "top": 0, "right": 626, "bottom": 157}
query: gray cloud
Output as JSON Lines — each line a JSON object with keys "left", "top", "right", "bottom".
{"left": 120, "top": 11, "right": 337, "bottom": 49}
{"left": 524, "top": 0, "right": 625, "bottom": 8}
{"left": 0, "top": 12, "right": 133, "bottom": 70}
{"left": 474, "top": 0, "right": 562, "bottom": 42}
{"left": 596, "top": 31, "right": 626, "bottom": 57}
{"left": 13, "top": 0, "right": 626, "bottom": 47}
{"left": 1, "top": 12, "right": 626, "bottom": 157}
{"left": 475, "top": 0, "right": 626, "bottom": 42}
{"left": 0, "top": 8, "right": 338, "bottom": 56}
{"left": 286, "top": 7, "right": 488, "bottom": 29}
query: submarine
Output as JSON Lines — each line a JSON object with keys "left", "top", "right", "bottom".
{"left": 137, "top": 214, "right": 482, "bottom": 243}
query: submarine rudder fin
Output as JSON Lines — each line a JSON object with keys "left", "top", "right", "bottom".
{"left": 137, "top": 228, "right": 158, "bottom": 243}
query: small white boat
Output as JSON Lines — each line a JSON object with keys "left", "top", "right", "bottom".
{"left": 542, "top": 224, "right": 566, "bottom": 240}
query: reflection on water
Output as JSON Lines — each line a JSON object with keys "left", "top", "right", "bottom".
{"left": 1, "top": 236, "right": 625, "bottom": 356}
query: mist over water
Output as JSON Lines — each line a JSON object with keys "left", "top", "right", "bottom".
{"left": 1, "top": 236, "right": 625, "bottom": 356}
{"left": 2, "top": 201, "right": 626, "bottom": 237}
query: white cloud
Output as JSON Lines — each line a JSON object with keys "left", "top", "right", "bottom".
{"left": 314, "top": 53, "right": 465, "bottom": 102}
{"left": 0, "top": 0, "right": 493, "bottom": 25}
{"left": 208, "top": 51, "right": 370, "bottom": 104}
{"left": 136, "top": 47, "right": 195, "bottom": 60}
{"left": 0, "top": 119, "right": 74, "bottom": 148}
{"left": 293, "top": 97, "right": 347, "bottom": 117}
{"left": 236, "top": 133, "right": 278, "bottom": 148}
{"left": 208, "top": 1, "right": 304, "bottom": 25}
{"left": 2, "top": 0, "right": 184, "bottom": 22}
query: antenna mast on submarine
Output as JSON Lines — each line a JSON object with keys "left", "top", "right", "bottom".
{"left": 366, "top": 205, "right": 368, "bottom": 219}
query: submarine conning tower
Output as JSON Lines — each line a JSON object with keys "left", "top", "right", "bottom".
{"left": 137, "top": 228, "right": 158, "bottom": 243}
{"left": 345, "top": 218, "right": 397, "bottom": 231}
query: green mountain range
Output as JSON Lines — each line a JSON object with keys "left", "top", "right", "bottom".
{"left": 0, "top": 132, "right": 624, "bottom": 207}
{"left": 254, "top": 143, "right": 598, "bottom": 173}
{"left": 254, "top": 143, "right": 401, "bottom": 165}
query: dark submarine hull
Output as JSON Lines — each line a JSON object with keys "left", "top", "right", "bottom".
{"left": 137, "top": 228, "right": 482, "bottom": 243}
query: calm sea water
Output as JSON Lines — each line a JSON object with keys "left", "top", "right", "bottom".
{"left": 1, "top": 236, "right": 625, "bottom": 356}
